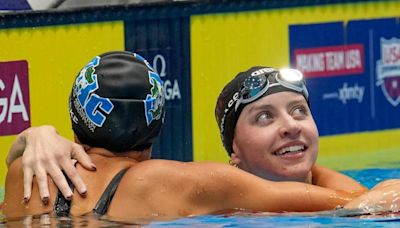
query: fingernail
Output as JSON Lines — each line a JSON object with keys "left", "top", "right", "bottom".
{"left": 42, "top": 197, "right": 49, "bottom": 205}
{"left": 81, "top": 190, "right": 87, "bottom": 197}
{"left": 66, "top": 195, "right": 72, "bottom": 201}
{"left": 91, "top": 164, "right": 97, "bottom": 171}
{"left": 23, "top": 196, "right": 29, "bottom": 204}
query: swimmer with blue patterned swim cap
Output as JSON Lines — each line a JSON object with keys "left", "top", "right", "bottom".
{"left": 6, "top": 63, "right": 398, "bottom": 222}
{"left": 4, "top": 50, "right": 171, "bottom": 218}
{"left": 69, "top": 51, "right": 164, "bottom": 152}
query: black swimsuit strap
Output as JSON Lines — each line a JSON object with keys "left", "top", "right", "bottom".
{"left": 93, "top": 168, "right": 129, "bottom": 216}
{"left": 54, "top": 171, "right": 75, "bottom": 217}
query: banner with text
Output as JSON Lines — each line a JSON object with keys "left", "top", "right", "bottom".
{"left": 290, "top": 18, "right": 400, "bottom": 136}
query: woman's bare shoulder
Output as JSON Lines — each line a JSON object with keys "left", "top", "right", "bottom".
{"left": 3, "top": 158, "right": 55, "bottom": 218}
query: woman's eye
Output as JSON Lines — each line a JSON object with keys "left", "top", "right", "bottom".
{"left": 256, "top": 112, "right": 273, "bottom": 123}
{"left": 292, "top": 106, "right": 308, "bottom": 118}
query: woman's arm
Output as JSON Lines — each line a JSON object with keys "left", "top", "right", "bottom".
{"left": 6, "top": 125, "right": 95, "bottom": 202}
{"left": 312, "top": 165, "right": 368, "bottom": 195}
{"left": 344, "top": 179, "right": 400, "bottom": 212}
{"left": 109, "top": 160, "right": 354, "bottom": 220}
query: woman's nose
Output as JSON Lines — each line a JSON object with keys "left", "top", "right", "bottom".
{"left": 278, "top": 115, "right": 301, "bottom": 138}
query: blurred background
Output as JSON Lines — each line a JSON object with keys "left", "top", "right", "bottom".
{"left": 0, "top": 0, "right": 180, "bottom": 11}
{"left": 1, "top": 0, "right": 400, "bottom": 200}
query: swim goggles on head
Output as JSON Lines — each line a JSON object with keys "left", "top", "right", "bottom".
{"left": 234, "top": 68, "right": 309, "bottom": 112}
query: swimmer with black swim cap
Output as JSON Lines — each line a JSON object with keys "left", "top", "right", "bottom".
{"left": 214, "top": 66, "right": 367, "bottom": 191}
{"left": 69, "top": 51, "right": 165, "bottom": 153}
{"left": 215, "top": 66, "right": 309, "bottom": 156}
{"left": 215, "top": 67, "right": 316, "bottom": 182}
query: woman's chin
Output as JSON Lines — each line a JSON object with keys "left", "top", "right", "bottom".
{"left": 275, "top": 169, "right": 311, "bottom": 182}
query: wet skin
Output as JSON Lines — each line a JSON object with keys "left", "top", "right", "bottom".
{"left": 232, "top": 92, "right": 319, "bottom": 182}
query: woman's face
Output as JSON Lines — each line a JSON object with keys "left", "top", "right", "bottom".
{"left": 232, "top": 91, "right": 319, "bottom": 182}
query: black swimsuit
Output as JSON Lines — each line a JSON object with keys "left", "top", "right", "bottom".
{"left": 54, "top": 168, "right": 129, "bottom": 217}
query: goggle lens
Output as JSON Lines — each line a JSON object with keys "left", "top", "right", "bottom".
{"left": 234, "top": 68, "right": 308, "bottom": 112}
{"left": 242, "top": 74, "right": 268, "bottom": 99}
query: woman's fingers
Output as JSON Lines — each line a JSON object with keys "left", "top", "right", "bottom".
{"left": 46, "top": 163, "right": 73, "bottom": 199}
{"left": 71, "top": 143, "right": 96, "bottom": 171}
{"left": 18, "top": 125, "right": 94, "bottom": 201}
{"left": 59, "top": 157, "right": 87, "bottom": 196}
{"left": 34, "top": 165, "right": 50, "bottom": 205}
{"left": 22, "top": 165, "right": 33, "bottom": 202}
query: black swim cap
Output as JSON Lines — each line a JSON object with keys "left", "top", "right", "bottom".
{"left": 69, "top": 51, "right": 165, "bottom": 152}
{"left": 215, "top": 66, "right": 309, "bottom": 156}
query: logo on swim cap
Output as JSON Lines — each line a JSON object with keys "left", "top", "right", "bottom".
{"left": 72, "top": 56, "right": 114, "bottom": 131}
{"left": 250, "top": 67, "right": 274, "bottom": 76}
{"left": 144, "top": 70, "right": 164, "bottom": 126}
{"left": 134, "top": 53, "right": 155, "bottom": 72}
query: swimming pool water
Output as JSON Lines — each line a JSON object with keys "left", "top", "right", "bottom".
{"left": 1, "top": 168, "right": 399, "bottom": 227}
{"left": 343, "top": 168, "right": 400, "bottom": 189}
{"left": 150, "top": 213, "right": 400, "bottom": 227}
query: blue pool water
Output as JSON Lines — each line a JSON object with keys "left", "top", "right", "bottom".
{"left": 1, "top": 168, "right": 399, "bottom": 227}
{"left": 342, "top": 168, "right": 400, "bottom": 189}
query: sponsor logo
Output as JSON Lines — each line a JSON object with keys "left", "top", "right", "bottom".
{"left": 251, "top": 67, "right": 274, "bottom": 76}
{"left": 323, "top": 83, "right": 364, "bottom": 104}
{"left": 294, "top": 44, "right": 364, "bottom": 78}
{"left": 376, "top": 38, "right": 400, "bottom": 106}
{"left": 152, "top": 54, "right": 181, "bottom": 101}
{"left": 71, "top": 56, "right": 114, "bottom": 132}
{"left": 0, "top": 60, "right": 30, "bottom": 136}
{"left": 219, "top": 91, "right": 239, "bottom": 135}
{"left": 144, "top": 71, "right": 164, "bottom": 125}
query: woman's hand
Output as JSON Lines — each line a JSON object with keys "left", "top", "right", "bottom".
{"left": 7, "top": 125, "right": 96, "bottom": 203}
{"left": 344, "top": 179, "right": 400, "bottom": 213}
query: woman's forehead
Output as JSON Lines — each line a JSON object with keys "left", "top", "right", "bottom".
{"left": 243, "top": 92, "right": 306, "bottom": 112}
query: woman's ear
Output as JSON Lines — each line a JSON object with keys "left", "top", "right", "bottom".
{"left": 230, "top": 153, "right": 241, "bottom": 166}
{"left": 73, "top": 134, "right": 80, "bottom": 144}
{"left": 230, "top": 141, "right": 241, "bottom": 166}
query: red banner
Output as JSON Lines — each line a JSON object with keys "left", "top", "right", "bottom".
{"left": 294, "top": 44, "right": 365, "bottom": 78}
{"left": 0, "top": 60, "right": 31, "bottom": 136}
